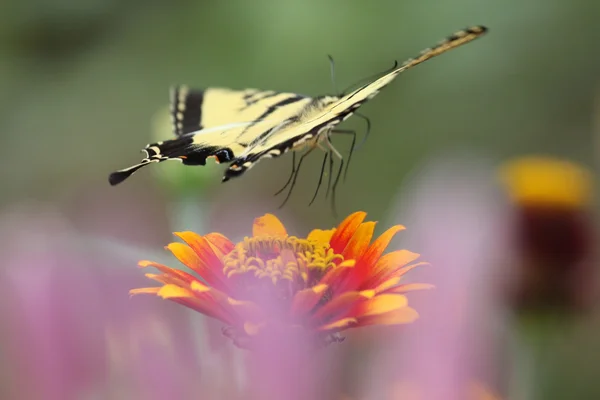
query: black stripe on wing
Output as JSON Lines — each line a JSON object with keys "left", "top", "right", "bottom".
{"left": 108, "top": 135, "right": 235, "bottom": 186}
{"left": 170, "top": 86, "right": 204, "bottom": 136}
{"left": 222, "top": 112, "right": 349, "bottom": 182}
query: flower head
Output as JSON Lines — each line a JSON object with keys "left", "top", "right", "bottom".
{"left": 499, "top": 156, "right": 595, "bottom": 312}
{"left": 131, "top": 212, "right": 431, "bottom": 348}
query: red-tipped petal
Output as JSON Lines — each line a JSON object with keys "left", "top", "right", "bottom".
{"left": 329, "top": 212, "right": 367, "bottom": 253}
{"left": 359, "top": 225, "right": 405, "bottom": 268}
{"left": 172, "top": 232, "right": 229, "bottom": 291}
{"left": 342, "top": 221, "right": 376, "bottom": 262}
{"left": 204, "top": 232, "right": 235, "bottom": 256}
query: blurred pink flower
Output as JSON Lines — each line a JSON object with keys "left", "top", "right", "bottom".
{"left": 0, "top": 202, "right": 201, "bottom": 399}
{"left": 353, "top": 155, "right": 509, "bottom": 400}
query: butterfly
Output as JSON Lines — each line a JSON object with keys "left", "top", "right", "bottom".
{"left": 109, "top": 26, "right": 487, "bottom": 208}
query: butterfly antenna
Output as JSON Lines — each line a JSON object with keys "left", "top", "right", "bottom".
{"left": 309, "top": 152, "right": 329, "bottom": 206}
{"left": 278, "top": 148, "right": 315, "bottom": 209}
{"left": 274, "top": 152, "right": 296, "bottom": 196}
{"left": 353, "top": 112, "right": 372, "bottom": 151}
{"left": 327, "top": 55, "right": 340, "bottom": 95}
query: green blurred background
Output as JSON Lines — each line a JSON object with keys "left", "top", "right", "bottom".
{"left": 1, "top": 0, "right": 598, "bottom": 398}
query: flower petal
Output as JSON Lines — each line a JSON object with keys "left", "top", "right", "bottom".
{"left": 129, "top": 287, "right": 160, "bottom": 296}
{"left": 139, "top": 260, "right": 199, "bottom": 285}
{"left": 388, "top": 283, "right": 435, "bottom": 293}
{"left": 227, "top": 298, "right": 265, "bottom": 323}
{"left": 359, "top": 225, "right": 405, "bottom": 268}
{"left": 291, "top": 284, "right": 329, "bottom": 315}
{"left": 307, "top": 228, "right": 335, "bottom": 244}
{"left": 311, "top": 290, "right": 374, "bottom": 323}
{"left": 367, "top": 250, "right": 421, "bottom": 286}
{"left": 252, "top": 214, "right": 287, "bottom": 237}
{"left": 158, "top": 284, "right": 194, "bottom": 299}
{"left": 357, "top": 306, "right": 419, "bottom": 326}
{"left": 204, "top": 232, "right": 235, "bottom": 256}
{"left": 329, "top": 211, "right": 367, "bottom": 253}
{"left": 352, "top": 294, "right": 408, "bottom": 318}
{"left": 158, "top": 284, "right": 236, "bottom": 324}
{"left": 318, "top": 317, "right": 357, "bottom": 332}
{"left": 171, "top": 233, "right": 229, "bottom": 291}
{"left": 342, "top": 221, "right": 376, "bottom": 261}
{"left": 319, "top": 260, "right": 355, "bottom": 289}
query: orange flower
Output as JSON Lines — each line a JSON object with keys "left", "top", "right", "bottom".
{"left": 131, "top": 212, "right": 432, "bottom": 348}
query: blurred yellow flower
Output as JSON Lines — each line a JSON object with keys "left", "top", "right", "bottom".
{"left": 131, "top": 212, "right": 432, "bottom": 348}
{"left": 499, "top": 156, "right": 595, "bottom": 312}
{"left": 499, "top": 156, "right": 592, "bottom": 209}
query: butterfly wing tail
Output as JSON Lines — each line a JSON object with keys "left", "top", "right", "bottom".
{"left": 109, "top": 161, "right": 154, "bottom": 186}
{"left": 108, "top": 135, "right": 237, "bottom": 186}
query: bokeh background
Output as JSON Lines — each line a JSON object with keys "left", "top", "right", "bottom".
{"left": 1, "top": 0, "right": 598, "bottom": 399}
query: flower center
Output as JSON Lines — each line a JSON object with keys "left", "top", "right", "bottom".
{"left": 222, "top": 235, "right": 343, "bottom": 292}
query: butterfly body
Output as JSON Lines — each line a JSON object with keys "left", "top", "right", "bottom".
{"left": 109, "top": 26, "right": 487, "bottom": 187}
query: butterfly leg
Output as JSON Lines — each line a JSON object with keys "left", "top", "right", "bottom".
{"left": 353, "top": 112, "right": 372, "bottom": 151}
{"left": 329, "top": 129, "right": 357, "bottom": 183}
{"left": 323, "top": 135, "right": 347, "bottom": 219}
{"left": 278, "top": 147, "right": 316, "bottom": 209}
{"left": 308, "top": 152, "right": 329, "bottom": 206}
{"left": 274, "top": 152, "right": 297, "bottom": 196}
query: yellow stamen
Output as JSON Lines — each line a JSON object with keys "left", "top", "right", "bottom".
{"left": 222, "top": 235, "right": 344, "bottom": 288}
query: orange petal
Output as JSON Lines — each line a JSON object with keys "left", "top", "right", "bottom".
{"left": 318, "top": 317, "right": 357, "bottom": 332}
{"left": 342, "top": 221, "right": 376, "bottom": 262}
{"left": 357, "top": 306, "right": 419, "bottom": 326}
{"left": 129, "top": 287, "right": 160, "bottom": 296}
{"left": 329, "top": 211, "right": 367, "bottom": 253}
{"left": 227, "top": 298, "right": 265, "bottom": 322}
{"left": 244, "top": 322, "right": 266, "bottom": 336}
{"left": 307, "top": 228, "right": 336, "bottom": 244}
{"left": 359, "top": 225, "right": 405, "bottom": 268}
{"left": 352, "top": 294, "right": 408, "bottom": 318}
{"left": 367, "top": 250, "right": 421, "bottom": 287}
{"left": 158, "top": 284, "right": 236, "bottom": 324}
{"left": 158, "top": 284, "right": 195, "bottom": 299}
{"left": 204, "top": 232, "right": 235, "bottom": 256}
{"left": 373, "top": 261, "right": 430, "bottom": 288}
{"left": 252, "top": 214, "right": 287, "bottom": 237}
{"left": 319, "top": 260, "right": 355, "bottom": 288}
{"left": 388, "top": 283, "right": 435, "bottom": 293}
{"left": 172, "top": 233, "right": 229, "bottom": 291}
{"left": 373, "top": 250, "right": 420, "bottom": 275}
{"left": 373, "top": 276, "right": 402, "bottom": 293}
{"left": 291, "top": 284, "right": 329, "bottom": 315}
{"left": 139, "top": 260, "right": 198, "bottom": 285}
{"left": 311, "top": 290, "right": 374, "bottom": 323}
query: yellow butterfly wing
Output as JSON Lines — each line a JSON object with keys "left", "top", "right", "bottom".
{"left": 109, "top": 87, "right": 312, "bottom": 185}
